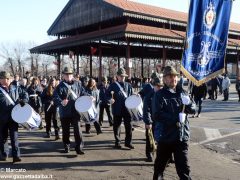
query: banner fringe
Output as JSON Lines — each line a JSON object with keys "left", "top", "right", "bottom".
{"left": 180, "top": 66, "right": 225, "bottom": 86}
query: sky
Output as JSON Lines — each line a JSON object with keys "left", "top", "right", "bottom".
{"left": 0, "top": 0, "right": 239, "bottom": 47}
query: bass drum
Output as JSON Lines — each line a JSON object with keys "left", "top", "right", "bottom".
{"left": 11, "top": 103, "right": 41, "bottom": 130}
{"left": 125, "top": 95, "right": 143, "bottom": 121}
{"left": 75, "top": 96, "right": 98, "bottom": 123}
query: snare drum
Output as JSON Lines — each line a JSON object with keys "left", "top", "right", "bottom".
{"left": 11, "top": 104, "right": 42, "bottom": 130}
{"left": 75, "top": 96, "right": 98, "bottom": 123}
{"left": 125, "top": 95, "right": 143, "bottom": 121}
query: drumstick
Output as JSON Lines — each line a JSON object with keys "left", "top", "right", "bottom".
{"left": 111, "top": 91, "right": 114, "bottom": 99}
{"left": 29, "top": 94, "right": 38, "bottom": 97}
{"left": 46, "top": 104, "right": 52, "bottom": 112}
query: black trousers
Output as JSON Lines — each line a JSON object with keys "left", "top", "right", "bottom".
{"left": 0, "top": 120, "right": 20, "bottom": 158}
{"left": 212, "top": 87, "right": 218, "bottom": 100}
{"left": 99, "top": 104, "right": 113, "bottom": 125}
{"left": 45, "top": 106, "right": 59, "bottom": 136}
{"left": 194, "top": 97, "right": 203, "bottom": 115}
{"left": 113, "top": 115, "right": 132, "bottom": 145}
{"left": 238, "top": 90, "right": 240, "bottom": 101}
{"left": 223, "top": 88, "right": 229, "bottom": 100}
{"left": 145, "top": 124, "right": 155, "bottom": 158}
{"left": 60, "top": 117, "right": 83, "bottom": 151}
{"left": 153, "top": 141, "right": 191, "bottom": 180}
{"left": 85, "top": 121, "right": 101, "bottom": 134}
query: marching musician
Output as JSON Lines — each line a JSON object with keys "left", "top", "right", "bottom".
{"left": 152, "top": 66, "right": 196, "bottom": 180}
{"left": 27, "top": 77, "right": 43, "bottom": 129}
{"left": 140, "top": 74, "right": 163, "bottom": 162}
{"left": 107, "top": 68, "right": 134, "bottom": 149}
{"left": 27, "top": 77, "right": 43, "bottom": 113}
{"left": 99, "top": 76, "right": 113, "bottom": 127}
{"left": 0, "top": 71, "right": 28, "bottom": 163}
{"left": 85, "top": 78, "right": 102, "bottom": 134}
{"left": 53, "top": 67, "right": 88, "bottom": 155}
{"left": 41, "top": 78, "right": 60, "bottom": 140}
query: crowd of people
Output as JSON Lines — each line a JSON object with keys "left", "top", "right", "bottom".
{"left": 0, "top": 65, "right": 236, "bottom": 179}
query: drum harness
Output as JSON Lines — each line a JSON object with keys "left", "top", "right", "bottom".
{"left": 0, "top": 86, "right": 15, "bottom": 105}
{"left": 115, "top": 82, "right": 127, "bottom": 98}
{"left": 63, "top": 82, "right": 78, "bottom": 100}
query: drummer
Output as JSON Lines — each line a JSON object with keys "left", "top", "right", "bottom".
{"left": 41, "top": 78, "right": 60, "bottom": 140}
{"left": 0, "top": 71, "right": 28, "bottom": 163}
{"left": 107, "top": 68, "right": 134, "bottom": 149}
{"left": 53, "top": 66, "right": 89, "bottom": 155}
{"left": 84, "top": 78, "right": 102, "bottom": 135}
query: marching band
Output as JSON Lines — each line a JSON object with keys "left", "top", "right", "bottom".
{"left": 0, "top": 66, "right": 196, "bottom": 180}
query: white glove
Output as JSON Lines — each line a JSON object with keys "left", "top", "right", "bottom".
{"left": 181, "top": 93, "right": 191, "bottom": 105}
{"left": 110, "top": 99, "right": 115, "bottom": 104}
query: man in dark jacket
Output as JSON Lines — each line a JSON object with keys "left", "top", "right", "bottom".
{"left": 53, "top": 67, "right": 88, "bottom": 155}
{"left": 191, "top": 83, "right": 207, "bottom": 117}
{"left": 152, "top": 66, "right": 196, "bottom": 180}
{"left": 143, "top": 76, "right": 163, "bottom": 162}
{"left": 107, "top": 68, "right": 133, "bottom": 149}
{"left": 0, "top": 71, "right": 28, "bottom": 163}
{"left": 99, "top": 76, "right": 113, "bottom": 126}
{"left": 139, "top": 72, "right": 160, "bottom": 162}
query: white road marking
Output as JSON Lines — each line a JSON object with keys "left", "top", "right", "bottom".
{"left": 205, "top": 142, "right": 227, "bottom": 149}
{"left": 194, "top": 131, "right": 240, "bottom": 145}
{"left": 204, "top": 128, "right": 222, "bottom": 140}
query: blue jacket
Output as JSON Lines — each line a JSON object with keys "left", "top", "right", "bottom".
{"left": 41, "top": 87, "right": 56, "bottom": 112}
{"left": 152, "top": 85, "right": 196, "bottom": 143}
{"left": 53, "top": 80, "right": 88, "bottom": 119}
{"left": 99, "top": 84, "right": 110, "bottom": 105}
{"left": 27, "top": 85, "right": 42, "bottom": 110}
{"left": 85, "top": 87, "right": 99, "bottom": 108}
{"left": 138, "top": 83, "right": 153, "bottom": 100}
{"left": 0, "top": 84, "right": 29, "bottom": 123}
{"left": 139, "top": 84, "right": 154, "bottom": 125}
{"left": 107, "top": 81, "right": 133, "bottom": 116}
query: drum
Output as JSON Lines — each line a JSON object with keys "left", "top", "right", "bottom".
{"left": 75, "top": 96, "right": 98, "bottom": 123}
{"left": 11, "top": 104, "right": 42, "bottom": 130}
{"left": 125, "top": 95, "right": 143, "bottom": 121}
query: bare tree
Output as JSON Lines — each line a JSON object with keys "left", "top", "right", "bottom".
{"left": 0, "top": 43, "right": 16, "bottom": 75}
{"left": 13, "top": 42, "right": 27, "bottom": 77}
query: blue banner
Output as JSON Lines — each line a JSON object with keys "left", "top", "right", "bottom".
{"left": 181, "top": 0, "right": 232, "bottom": 86}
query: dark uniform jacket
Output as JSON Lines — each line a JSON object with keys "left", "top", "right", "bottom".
{"left": 152, "top": 85, "right": 196, "bottom": 143}
{"left": 191, "top": 83, "right": 207, "bottom": 99}
{"left": 53, "top": 80, "right": 87, "bottom": 119}
{"left": 85, "top": 87, "right": 99, "bottom": 108}
{"left": 41, "top": 87, "right": 56, "bottom": 112}
{"left": 27, "top": 85, "right": 42, "bottom": 110}
{"left": 107, "top": 81, "right": 133, "bottom": 116}
{"left": 139, "top": 83, "right": 154, "bottom": 125}
{"left": 236, "top": 80, "right": 240, "bottom": 92}
{"left": 0, "top": 84, "right": 29, "bottom": 123}
{"left": 99, "top": 84, "right": 110, "bottom": 105}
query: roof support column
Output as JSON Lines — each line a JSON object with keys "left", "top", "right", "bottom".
{"left": 57, "top": 53, "right": 61, "bottom": 78}
{"left": 99, "top": 40, "right": 102, "bottom": 83}
{"left": 76, "top": 54, "right": 80, "bottom": 75}
{"left": 237, "top": 47, "right": 239, "bottom": 78}
{"left": 225, "top": 56, "right": 228, "bottom": 74}
{"left": 118, "top": 41, "right": 120, "bottom": 69}
{"left": 162, "top": 44, "right": 166, "bottom": 68}
{"left": 126, "top": 39, "right": 131, "bottom": 78}
{"left": 141, "top": 43, "right": 144, "bottom": 78}
{"left": 90, "top": 51, "right": 93, "bottom": 77}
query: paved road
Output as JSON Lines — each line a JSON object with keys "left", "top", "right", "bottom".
{"left": 1, "top": 86, "right": 240, "bottom": 180}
